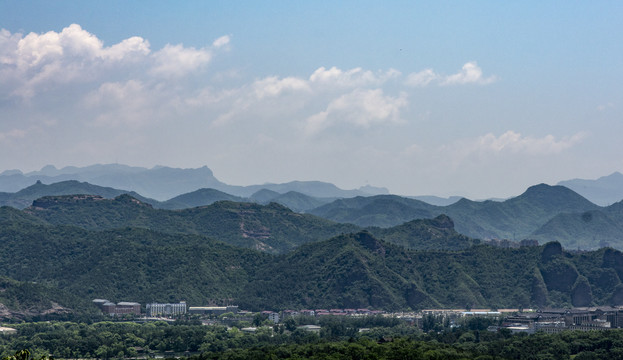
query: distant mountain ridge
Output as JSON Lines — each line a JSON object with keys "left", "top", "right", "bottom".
{"left": 309, "top": 184, "right": 610, "bottom": 249}
{"left": 558, "top": 172, "right": 623, "bottom": 206}
{"left": 0, "top": 164, "right": 388, "bottom": 201}
{"left": 2, "top": 207, "right": 623, "bottom": 312}
{"left": 0, "top": 180, "right": 157, "bottom": 209}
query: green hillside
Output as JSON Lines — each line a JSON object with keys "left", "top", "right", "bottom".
{"left": 308, "top": 195, "right": 440, "bottom": 227}
{"left": 0, "top": 218, "right": 270, "bottom": 306}
{"left": 530, "top": 199, "right": 623, "bottom": 250}
{"left": 240, "top": 232, "right": 623, "bottom": 311}
{"left": 308, "top": 184, "right": 603, "bottom": 248}
{"left": 1, "top": 213, "right": 623, "bottom": 313}
{"left": 444, "top": 184, "right": 600, "bottom": 240}
{"left": 0, "top": 276, "right": 96, "bottom": 321}
{"left": 0, "top": 180, "right": 158, "bottom": 209}
{"left": 159, "top": 188, "right": 246, "bottom": 209}
{"left": 264, "top": 191, "right": 333, "bottom": 213}
{"left": 25, "top": 195, "right": 359, "bottom": 253}
{"left": 368, "top": 214, "right": 477, "bottom": 250}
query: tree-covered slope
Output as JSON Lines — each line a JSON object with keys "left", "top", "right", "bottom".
{"left": 308, "top": 195, "right": 440, "bottom": 227}
{"left": 0, "top": 219, "right": 270, "bottom": 306}
{"left": 443, "top": 184, "right": 600, "bottom": 241}
{"left": 25, "top": 195, "right": 359, "bottom": 253}
{"left": 159, "top": 188, "right": 246, "bottom": 210}
{"left": 308, "top": 184, "right": 603, "bottom": 248}
{"left": 0, "top": 180, "right": 157, "bottom": 209}
{"left": 240, "top": 232, "right": 623, "bottom": 311}
{"left": 531, "top": 210, "right": 623, "bottom": 250}
{"left": 2, "top": 214, "right": 623, "bottom": 312}
{"left": 0, "top": 276, "right": 95, "bottom": 321}
{"left": 256, "top": 191, "right": 334, "bottom": 213}
{"left": 367, "top": 214, "right": 477, "bottom": 250}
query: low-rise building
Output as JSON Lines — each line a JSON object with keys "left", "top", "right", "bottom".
{"left": 188, "top": 305, "right": 238, "bottom": 316}
{"left": 93, "top": 299, "right": 141, "bottom": 316}
{"left": 146, "top": 301, "right": 187, "bottom": 317}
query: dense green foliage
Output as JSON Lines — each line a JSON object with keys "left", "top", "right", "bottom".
{"left": 532, "top": 200, "right": 623, "bottom": 250}
{"left": 24, "top": 196, "right": 359, "bottom": 253}
{"left": 369, "top": 215, "right": 477, "bottom": 251}
{"left": 3, "top": 206, "right": 623, "bottom": 314}
{"left": 5, "top": 179, "right": 623, "bottom": 251}
{"left": 22, "top": 195, "right": 478, "bottom": 252}
{"left": 309, "top": 184, "right": 614, "bottom": 250}
{"left": 0, "top": 217, "right": 269, "bottom": 307}
{"left": 4, "top": 320, "right": 623, "bottom": 359}
{"left": 308, "top": 195, "right": 440, "bottom": 228}
{"left": 159, "top": 189, "right": 246, "bottom": 210}
{"left": 0, "top": 180, "right": 156, "bottom": 209}
{"left": 0, "top": 276, "right": 100, "bottom": 322}
{"left": 239, "top": 232, "right": 623, "bottom": 311}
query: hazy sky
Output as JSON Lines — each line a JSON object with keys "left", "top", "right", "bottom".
{"left": 1, "top": 1, "right": 622, "bottom": 198}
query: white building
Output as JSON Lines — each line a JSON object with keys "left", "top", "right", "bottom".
{"left": 146, "top": 301, "right": 187, "bottom": 317}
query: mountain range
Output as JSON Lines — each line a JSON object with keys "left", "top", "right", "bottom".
{"left": 3, "top": 176, "right": 623, "bottom": 250}
{"left": 558, "top": 172, "right": 623, "bottom": 206}
{"left": 0, "top": 164, "right": 389, "bottom": 201}
{"left": 1, "top": 205, "right": 623, "bottom": 314}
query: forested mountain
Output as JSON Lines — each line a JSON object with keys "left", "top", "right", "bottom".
{"left": 308, "top": 195, "right": 440, "bottom": 227}
{"left": 24, "top": 195, "right": 359, "bottom": 253}
{"left": 251, "top": 190, "right": 335, "bottom": 212}
{"left": 0, "top": 164, "right": 387, "bottom": 200}
{"left": 531, "top": 199, "right": 623, "bottom": 250}
{"left": 22, "top": 194, "right": 478, "bottom": 253}
{"left": 367, "top": 215, "right": 476, "bottom": 251}
{"left": 159, "top": 188, "right": 246, "bottom": 210}
{"left": 5, "top": 180, "right": 623, "bottom": 251}
{"left": 0, "top": 276, "right": 94, "bottom": 321}
{"left": 0, "top": 180, "right": 157, "bottom": 209}
{"left": 443, "top": 184, "right": 600, "bottom": 240}
{"left": 308, "top": 184, "right": 603, "bottom": 247}
{"left": 2, "top": 209, "right": 623, "bottom": 314}
{"left": 236, "top": 233, "right": 623, "bottom": 311}
{"left": 0, "top": 217, "right": 270, "bottom": 307}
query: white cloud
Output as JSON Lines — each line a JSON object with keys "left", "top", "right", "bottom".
{"left": 85, "top": 80, "right": 160, "bottom": 127}
{"left": 405, "top": 69, "right": 438, "bottom": 87}
{"left": 310, "top": 66, "right": 400, "bottom": 88}
{"left": 442, "top": 61, "right": 496, "bottom": 85}
{"left": 0, "top": 24, "right": 230, "bottom": 98}
{"left": 305, "top": 89, "right": 407, "bottom": 134}
{"left": 212, "top": 35, "right": 231, "bottom": 49}
{"left": 405, "top": 62, "right": 496, "bottom": 87}
{"left": 150, "top": 44, "right": 212, "bottom": 77}
{"left": 102, "top": 36, "right": 151, "bottom": 61}
{"left": 252, "top": 76, "right": 310, "bottom": 99}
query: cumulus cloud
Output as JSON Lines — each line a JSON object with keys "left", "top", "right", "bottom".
{"left": 442, "top": 62, "right": 496, "bottom": 85}
{"left": 85, "top": 80, "right": 161, "bottom": 127}
{"left": 252, "top": 76, "right": 310, "bottom": 99}
{"left": 150, "top": 44, "right": 211, "bottom": 77}
{"left": 212, "top": 35, "right": 231, "bottom": 48}
{"left": 404, "top": 69, "right": 438, "bottom": 87}
{"left": 306, "top": 89, "right": 407, "bottom": 134}
{"left": 310, "top": 66, "right": 400, "bottom": 87}
{"left": 0, "top": 24, "right": 228, "bottom": 98}
{"left": 404, "top": 62, "right": 496, "bottom": 87}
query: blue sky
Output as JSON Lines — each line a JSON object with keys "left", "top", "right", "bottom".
{"left": 1, "top": 1, "right": 622, "bottom": 198}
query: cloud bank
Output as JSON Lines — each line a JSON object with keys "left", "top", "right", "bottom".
{"left": 1, "top": 23, "right": 591, "bottom": 199}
